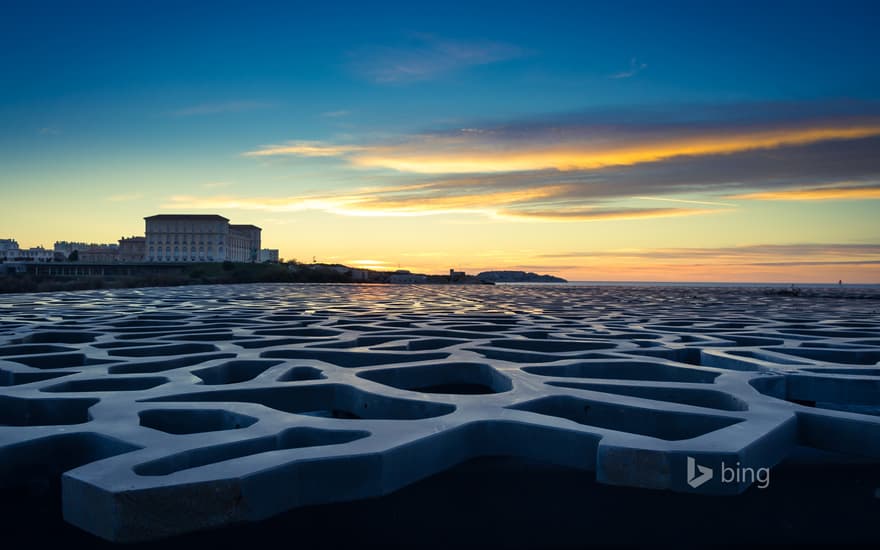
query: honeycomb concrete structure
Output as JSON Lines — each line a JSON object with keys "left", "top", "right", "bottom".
{"left": 0, "top": 283, "right": 878, "bottom": 541}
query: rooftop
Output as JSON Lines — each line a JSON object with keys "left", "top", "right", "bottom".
{"left": 144, "top": 214, "right": 230, "bottom": 221}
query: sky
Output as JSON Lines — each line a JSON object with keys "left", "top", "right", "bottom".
{"left": 2, "top": 0, "right": 879, "bottom": 282}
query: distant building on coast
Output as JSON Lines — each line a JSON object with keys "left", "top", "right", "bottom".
{"left": 55, "top": 241, "right": 124, "bottom": 262}
{"left": 0, "top": 245, "right": 57, "bottom": 262}
{"left": 78, "top": 244, "right": 119, "bottom": 263}
{"left": 0, "top": 239, "right": 20, "bottom": 254}
{"left": 4, "top": 214, "right": 263, "bottom": 265}
{"left": 54, "top": 241, "right": 92, "bottom": 257}
{"left": 389, "top": 269, "right": 427, "bottom": 284}
{"left": 117, "top": 236, "right": 146, "bottom": 262}
{"left": 144, "top": 214, "right": 261, "bottom": 263}
{"left": 350, "top": 268, "right": 369, "bottom": 282}
{"left": 449, "top": 268, "right": 466, "bottom": 283}
{"left": 259, "top": 249, "right": 279, "bottom": 263}
{"left": 227, "top": 224, "right": 262, "bottom": 263}
{"left": 1, "top": 239, "right": 58, "bottom": 262}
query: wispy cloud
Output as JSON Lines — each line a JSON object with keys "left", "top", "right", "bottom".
{"left": 243, "top": 104, "right": 880, "bottom": 175}
{"left": 540, "top": 243, "right": 880, "bottom": 264}
{"left": 201, "top": 181, "right": 233, "bottom": 189}
{"left": 350, "top": 124, "right": 880, "bottom": 174}
{"left": 611, "top": 57, "right": 647, "bottom": 79}
{"left": 162, "top": 181, "right": 723, "bottom": 223}
{"left": 38, "top": 127, "right": 61, "bottom": 136}
{"left": 238, "top": 101, "right": 880, "bottom": 220}
{"left": 632, "top": 196, "right": 735, "bottom": 207}
{"left": 729, "top": 183, "right": 880, "bottom": 201}
{"left": 349, "top": 34, "right": 524, "bottom": 83}
{"left": 494, "top": 206, "right": 722, "bottom": 222}
{"left": 749, "top": 260, "right": 880, "bottom": 266}
{"left": 243, "top": 141, "right": 366, "bottom": 158}
{"left": 321, "top": 110, "right": 351, "bottom": 118}
{"left": 171, "top": 101, "right": 274, "bottom": 117}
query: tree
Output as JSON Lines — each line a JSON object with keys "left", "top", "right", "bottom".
{"left": 68, "top": 250, "right": 79, "bottom": 262}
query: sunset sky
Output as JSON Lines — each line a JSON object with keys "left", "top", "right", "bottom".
{"left": 2, "top": 0, "right": 879, "bottom": 282}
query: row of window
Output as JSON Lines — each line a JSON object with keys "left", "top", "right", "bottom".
{"left": 147, "top": 225, "right": 226, "bottom": 233}
{"left": 148, "top": 256, "right": 216, "bottom": 262}
{"left": 146, "top": 240, "right": 223, "bottom": 246}
{"left": 148, "top": 246, "right": 223, "bottom": 253}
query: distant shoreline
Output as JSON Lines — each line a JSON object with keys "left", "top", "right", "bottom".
{"left": 0, "top": 262, "right": 567, "bottom": 294}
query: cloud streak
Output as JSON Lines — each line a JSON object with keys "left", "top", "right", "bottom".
{"left": 237, "top": 101, "right": 880, "bottom": 221}
{"left": 729, "top": 183, "right": 880, "bottom": 201}
{"left": 611, "top": 58, "right": 647, "bottom": 79}
{"left": 540, "top": 243, "right": 880, "bottom": 263}
{"left": 171, "top": 101, "right": 274, "bottom": 116}
{"left": 244, "top": 101, "right": 880, "bottom": 179}
{"left": 348, "top": 34, "right": 524, "bottom": 83}
{"left": 162, "top": 183, "right": 721, "bottom": 223}
{"left": 494, "top": 206, "right": 722, "bottom": 222}
{"left": 243, "top": 141, "right": 367, "bottom": 158}
{"left": 247, "top": 123, "right": 880, "bottom": 174}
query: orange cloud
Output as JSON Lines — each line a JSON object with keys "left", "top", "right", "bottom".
{"left": 243, "top": 141, "right": 366, "bottom": 157}
{"left": 730, "top": 184, "right": 880, "bottom": 201}
{"left": 527, "top": 243, "right": 880, "bottom": 283}
{"left": 494, "top": 207, "right": 723, "bottom": 222}
{"left": 244, "top": 123, "right": 880, "bottom": 174}
{"left": 163, "top": 183, "right": 722, "bottom": 222}
{"left": 357, "top": 125, "right": 880, "bottom": 173}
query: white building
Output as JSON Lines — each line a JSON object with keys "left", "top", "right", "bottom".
{"left": 259, "top": 249, "right": 280, "bottom": 263}
{"left": 54, "top": 241, "right": 92, "bottom": 256}
{"left": 228, "top": 224, "right": 262, "bottom": 263}
{"left": 1, "top": 246, "right": 57, "bottom": 262}
{"left": 0, "top": 239, "right": 20, "bottom": 254}
{"left": 117, "top": 236, "right": 146, "bottom": 262}
{"left": 144, "top": 214, "right": 261, "bottom": 263}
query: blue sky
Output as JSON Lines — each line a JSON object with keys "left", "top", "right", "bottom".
{"left": 2, "top": 0, "right": 879, "bottom": 281}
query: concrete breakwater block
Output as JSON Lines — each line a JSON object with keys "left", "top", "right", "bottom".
{"left": 0, "top": 283, "right": 878, "bottom": 541}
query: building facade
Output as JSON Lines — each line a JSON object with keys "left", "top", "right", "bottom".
{"left": 389, "top": 270, "right": 427, "bottom": 284}
{"left": 259, "top": 248, "right": 279, "bottom": 263}
{"left": 79, "top": 244, "right": 119, "bottom": 263}
{"left": 144, "top": 214, "right": 261, "bottom": 263}
{"left": 117, "top": 236, "right": 146, "bottom": 262}
{"left": 0, "top": 239, "right": 20, "bottom": 254}
{"left": 54, "top": 241, "right": 91, "bottom": 257}
{"left": 228, "top": 225, "right": 261, "bottom": 263}
{"left": 1, "top": 246, "right": 57, "bottom": 262}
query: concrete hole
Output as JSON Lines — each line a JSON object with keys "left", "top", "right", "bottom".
{"left": 139, "top": 409, "right": 258, "bottom": 434}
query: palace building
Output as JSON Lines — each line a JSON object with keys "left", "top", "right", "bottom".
{"left": 144, "top": 214, "right": 261, "bottom": 263}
